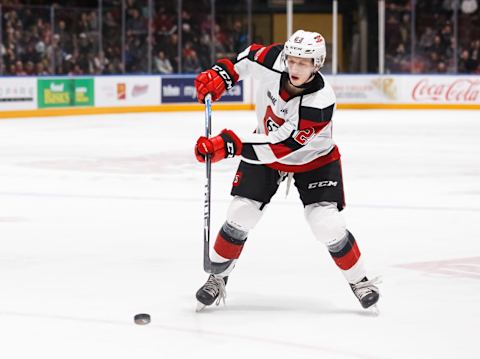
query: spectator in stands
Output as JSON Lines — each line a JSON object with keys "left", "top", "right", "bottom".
{"left": 15, "top": 60, "right": 27, "bottom": 75}
{"left": 36, "top": 61, "right": 49, "bottom": 75}
{"left": 46, "top": 33, "right": 63, "bottom": 74}
{"left": 154, "top": 50, "right": 173, "bottom": 74}
{"left": 154, "top": 7, "right": 176, "bottom": 36}
{"left": 458, "top": 49, "right": 478, "bottom": 73}
{"left": 103, "top": 11, "right": 119, "bottom": 40}
{"left": 181, "top": 23, "right": 195, "bottom": 45}
{"left": 127, "top": 8, "right": 146, "bottom": 35}
{"left": 164, "top": 33, "right": 179, "bottom": 72}
{"left": 430, "top": 35, "right": 446, "bottom": 59}
{"left": 57, "top": 20, "right": 74, "bottom": 56}
{"left": 88, "top": 10, "right": 98, "bottom": 33}
{"left": 78, "top": 12, "right": 92, "bottom": 34}
{"left": 231, "top": 20, "right": 248, "bottom": 53}
{"left": 436, "top": 61, "right": 447, "bottom": 73}
{"left": 183, "top": 42, "right": 201, "bottom": 73}
{"left": 213, "top": 23, "right": 229, "bottom": 57}
{"left": 386, "top": 42, "right": 409, "bottom": 73}
{"left": 427, "top": 52, "right": 441, "bottom": 73}
{"left": 196, "top": 33, "right": 212, "bottom": 69}
{"left": 418, "top": 26, "right": 435, "bottom": 52}
{"left": 25, "top": 60, "right": 35, "bottom": 75}
{"left": 471, "top": 40, "right": 480, "bottom": 65}
{"left": 4, "top": 0, "right": 479, "bottom": 76}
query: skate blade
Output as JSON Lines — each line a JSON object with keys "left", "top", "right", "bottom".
{"left": 195, "top": 301, "right": 207, "bottom": 312}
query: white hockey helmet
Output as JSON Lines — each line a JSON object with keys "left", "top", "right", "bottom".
{"left": 283, "top": 30, "right": 326, "bottom": 71}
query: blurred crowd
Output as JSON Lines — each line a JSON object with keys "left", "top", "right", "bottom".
{"left": 0, "top": 0, "right": 248, "bottom": 76}
{"left": 1, "top": 0, "right": 479, "bottom": 75}
{"left": 385, "top": 0, "right": 480, "bottom": 73}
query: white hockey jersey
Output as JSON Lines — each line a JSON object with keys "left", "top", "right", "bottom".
{"left": 217, "top": 43, "right": 340, "bottom": 173}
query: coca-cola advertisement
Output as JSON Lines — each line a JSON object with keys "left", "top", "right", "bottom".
{"left": 323, "top": 75, "right": 480, "bottom": 105}
{"left": 410, "top": 77, "right": 480, "bottom": 103}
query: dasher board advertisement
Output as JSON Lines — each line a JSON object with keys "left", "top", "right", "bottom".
{"left": 326, "top": 75, "right": 397, "bottom": 104}
{"left": 161, "top": 76, "right": 243, "bottom": 103}
{"left": 95, "top": 76, "right": 161, "bottom": 107}
{"left": 326, "top": 75, "right": 480, "bottom": 104}
{"left": 400, "top": 76, "right": 480, "bottom": 104}
{"left": 0, "top": 77, "right": 37, "bottom": 110}
{"left": 37, "top": 78, "right": 94, "bottom": 108}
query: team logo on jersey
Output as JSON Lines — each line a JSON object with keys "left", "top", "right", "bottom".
{"left": 308, "top": 180, "right": 338, "bottom": 189}
{"left": 263, "top": 106, "right": 285, "bottom": 134}
{"left": 233, "top": 171, "right": 242, "bottom": 186}
{"left": 266, "top": 118, "right": 280, "bottom": 132}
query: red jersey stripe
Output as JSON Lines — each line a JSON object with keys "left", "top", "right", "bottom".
{"left": 266, "top": 146, "right": 340, "bottom": 173}
{"left": 268, "top": 143, "right": 294, "bottom": 158}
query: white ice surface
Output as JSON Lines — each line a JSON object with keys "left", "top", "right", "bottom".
{"left": 0, "top": 109, "right": 479, "bottom": 359}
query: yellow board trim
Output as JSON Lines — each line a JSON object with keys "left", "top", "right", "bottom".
{"left": 0, "top": 104, "right": 255, "bottom": 119}
{"left": 1, "top": 102, "right": 479, "bottom": 119}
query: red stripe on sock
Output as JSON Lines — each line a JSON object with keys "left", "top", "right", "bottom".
{"left": 214, "top": 233, "right": 244, "bottom": 259}
{"left": 333, "top": 240, "right": 361, "bottom": 270}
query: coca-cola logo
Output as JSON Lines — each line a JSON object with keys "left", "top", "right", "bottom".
{"left": 412, "top": 78, "right": 480, "bottom": 102}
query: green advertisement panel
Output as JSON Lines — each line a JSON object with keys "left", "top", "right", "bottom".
{"left": 38, "top": 78, "right": 94, "bottom": 108}
{"left": 73, "top": 78, "right": 94, "bottom": 107}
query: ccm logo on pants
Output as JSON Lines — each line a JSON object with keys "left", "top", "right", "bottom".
{"left": 308, "top": 181, "right": 338, "bottom": 189}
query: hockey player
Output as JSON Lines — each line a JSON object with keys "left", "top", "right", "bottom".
{"left": 193, "top": 30, "right": 380, "bottom": 311}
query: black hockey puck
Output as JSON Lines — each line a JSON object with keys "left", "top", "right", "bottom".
{"left": 134, "top": 313, "right": 151, "bottom": 325}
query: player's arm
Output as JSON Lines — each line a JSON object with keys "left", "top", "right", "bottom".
{"left": 194, "top": 43, "right": 281, "bottom": 103}
{"left": 192, "top": 121, "right": 301, "bottom": 165}
{"left": 193, "top": 104, "right": 335, "bottom": 164}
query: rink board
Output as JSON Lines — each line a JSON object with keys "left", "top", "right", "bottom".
{"left": 0, "top": 74, "right": 479, "bottom": 118}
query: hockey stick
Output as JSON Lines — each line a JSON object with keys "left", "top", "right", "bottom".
{"left": 202, "top": 95, "right": 231, "bottom": 275}
{"left": 203, "top": 94, "right": 213, "bottom": 273}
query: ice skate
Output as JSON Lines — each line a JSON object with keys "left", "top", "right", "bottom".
{"left": 195, "top": 275, "right": 228, "bottom": 312}
{"left": 350, "top": 277, "right": 380, "bottom": 311}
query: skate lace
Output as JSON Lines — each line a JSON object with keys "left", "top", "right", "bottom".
{"left": 352, "top": 276, "right": 381, "bottom": 299}
{"left": 204, "top": 276, "right": 227, "bottom": 306}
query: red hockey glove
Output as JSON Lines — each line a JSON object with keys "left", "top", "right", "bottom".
{"left": 194, "top": 63, "right": 236, "bottom": 103}
{"left": 195, "top": 129, "right": 243, "bottom": 163}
